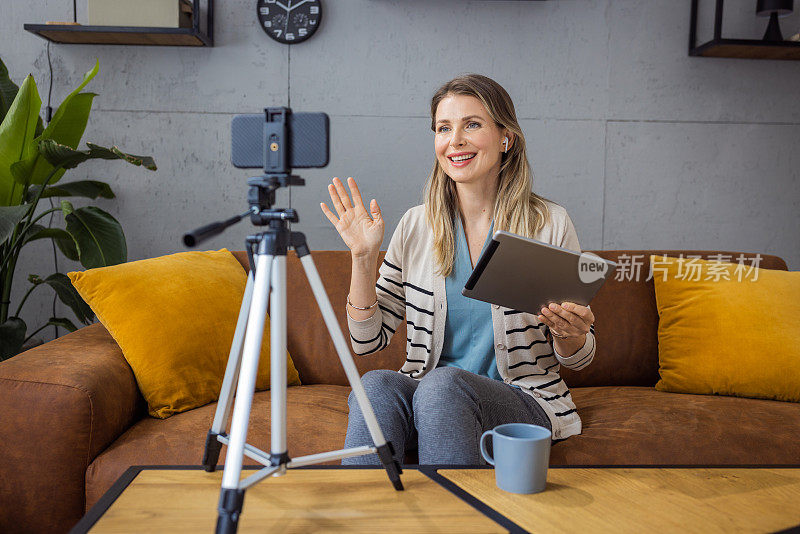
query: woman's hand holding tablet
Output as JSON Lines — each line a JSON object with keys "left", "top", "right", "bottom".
{"left": 538, "top": 302, "right": 594, "bottom": 339}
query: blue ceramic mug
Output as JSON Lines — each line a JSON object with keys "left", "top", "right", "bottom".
{"left": 479, "top": 423, "right": 551, "bottom": 494}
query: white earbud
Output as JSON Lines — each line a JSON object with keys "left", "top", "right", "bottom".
{"left": 503, "top": 137, "right": 509, "bottom": 151}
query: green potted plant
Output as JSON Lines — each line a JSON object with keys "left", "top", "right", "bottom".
{"left": 0, "top": 58, "right": 156, "bottom": 360}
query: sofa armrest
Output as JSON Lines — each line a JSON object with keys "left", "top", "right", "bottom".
{"left": 0, "top": 323, "right": 144, "bottom": 533}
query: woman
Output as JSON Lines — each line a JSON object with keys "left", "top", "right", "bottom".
{"left": 320, "top": 74, "right": 595, "bottom": 466}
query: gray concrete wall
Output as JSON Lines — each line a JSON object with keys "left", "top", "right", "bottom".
{"left": 3, "top": 0, "right": 799, "bottom": 343}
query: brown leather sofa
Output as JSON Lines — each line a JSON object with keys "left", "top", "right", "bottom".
{"left": 2, "top": 250, "right": 798, "bottom": 533}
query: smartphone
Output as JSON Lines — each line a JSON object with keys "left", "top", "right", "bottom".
{"left": 231, "top": 112, "right": 329, "bottom": 169}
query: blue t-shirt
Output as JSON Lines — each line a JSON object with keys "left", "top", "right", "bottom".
{"left": 437, "top": 216, "right": 503, "bottom": 381}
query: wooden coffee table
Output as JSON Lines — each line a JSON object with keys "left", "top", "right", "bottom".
{"left": 72, "top": 465, "right": 800, "bottom": 533}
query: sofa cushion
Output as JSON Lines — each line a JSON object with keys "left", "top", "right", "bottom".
{"left": 69, "top": 249, "right": 301, "bottom": 418}
{"left": 85, "top": 384, "right": 351, "bottom": 511}
{"left": 551, "top": 386, "right": 800, "bottom": 466}
{"left": 651, "top": 254, "right": 800, "bottom": 403}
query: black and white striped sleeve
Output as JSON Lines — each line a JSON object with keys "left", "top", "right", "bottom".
{"left": 552, "top": 326, "right": 596, "bottom": 370}
{"left": 347, "top": 211, "right": 407, "bottom": 356}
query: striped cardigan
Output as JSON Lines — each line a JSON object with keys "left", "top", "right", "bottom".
{"left": 346, "top": 202, "right": 596, "bottom": 441}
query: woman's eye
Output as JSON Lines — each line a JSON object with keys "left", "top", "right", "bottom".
{"left": 437, "top": 122, "right": 479, "bottom": 133}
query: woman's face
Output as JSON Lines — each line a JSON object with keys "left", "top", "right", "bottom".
{"left": 434, "top": 93, "right": 509, "bottom": 187}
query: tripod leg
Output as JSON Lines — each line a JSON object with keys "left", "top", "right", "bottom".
{"left": 204, "top": 271, "right": 256, "bottom": 472}
{"left": 217, "top": 253, "right": 275, "bottom": 533}
{"left": 269, "top": 256, "right": 289, "bottom": 472}
{"left": 296, "top": 250, "right": 404, "bottom": 491}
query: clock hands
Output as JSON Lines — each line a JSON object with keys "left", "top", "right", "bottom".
{"left": 288, "top": 0, "right": 312, "bottom": 11}
{"left": 275, "top": 1, "right": 290, "bottom": 11}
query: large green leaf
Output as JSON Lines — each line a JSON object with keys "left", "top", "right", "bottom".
{"left": 43, "top": 60, "right": 98, "bottom": 145}
{"left": 37, "top": 140, "right": 157, "bottom": 171}
{"left": 0, "top": 204, "right": 31, "bottom": 244}
{"left": 41, "top": 272, "right": 94, "bottom": 324}
{"left": 65, "top": 206, "right": 126, "bottom": 268}
{"left": 41, "top": 90, "right": 97, "bottom": 150}
{"left": 26, "top": 180, "right": 115, "bottom": 202}
{"left": 84, "top": 142, "right": 157, "bottom": 170}
{"left": 0, "top": 60, "right": 39, "bottom": 135}
{"left": 26, "top": 92, "right": 97, "bottom": 187}
{"left": 0, "top": 74, "right": 41, "bottom": 206}
{"left": 0, "top": 317, "right": 26, "bottom": 361}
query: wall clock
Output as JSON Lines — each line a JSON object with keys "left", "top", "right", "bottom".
{"left": 257, "top": 0, "right": 323, "bottom": 44}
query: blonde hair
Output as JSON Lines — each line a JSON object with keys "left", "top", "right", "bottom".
{"left": 425, "top": 73, "right": 553, "bottom": 277}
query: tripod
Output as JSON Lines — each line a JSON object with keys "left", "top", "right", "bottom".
{"left": 195, "top": 175, "right": 404, "bottom": 534}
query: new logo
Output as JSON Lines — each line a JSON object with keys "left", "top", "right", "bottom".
{"left": 578, "top": 252, "right": 608, "bottom": 284}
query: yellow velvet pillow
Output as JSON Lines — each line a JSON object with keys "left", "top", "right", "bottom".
{"left": 652, "top": 254, "right": 800, "bottom": 402}
{"left": 69, "top": 249, "right": 301, "bottom": 418}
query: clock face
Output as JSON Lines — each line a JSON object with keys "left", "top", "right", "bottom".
{"left": 257, "top": 0, "right": 322, "bottom": 44}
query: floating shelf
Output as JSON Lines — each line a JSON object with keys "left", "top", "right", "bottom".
{"left": 691, "top": 38, "right": 800, "bottom": 60}
{"left": 689, "top": 0, "right": 800, "bottom": 61}
{"left": 24, "top": 0, "right": 213, "bottom": 46}
{"left": 24, "top": 24, "right": 212, "bottom": 46}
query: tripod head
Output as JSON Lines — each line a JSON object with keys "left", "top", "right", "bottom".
{"left": 246, "top": 174, "right": 304, "bottom": 226}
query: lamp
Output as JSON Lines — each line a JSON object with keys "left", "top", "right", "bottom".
{"left": 756, "top": 0, "right": 794, "bottom": 41}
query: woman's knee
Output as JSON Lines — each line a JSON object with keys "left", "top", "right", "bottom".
{"left": 361, "top": 369, "right": 406, "bottom": 390}
{"left": 418, "top": 366, "right": 469, "bottom": 388}
{"left": 349, "top": 369, "right": 412, "bottom": 406}
{"left": 413, "top": 366, "right": 469, "bottom": 407}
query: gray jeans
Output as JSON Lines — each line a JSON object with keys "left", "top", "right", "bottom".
{"left": 342, "top": 366, "right": 552, "bottom": 466}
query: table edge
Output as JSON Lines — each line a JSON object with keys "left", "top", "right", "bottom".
{"left": 70, "top": 464, "right": 800, "bottom": 534}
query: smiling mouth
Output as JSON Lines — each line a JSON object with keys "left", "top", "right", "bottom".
{"left": 448, "top": 153, "right": 476, "bottom": 162}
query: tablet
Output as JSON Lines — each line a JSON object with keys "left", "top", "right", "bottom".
{"left": 462, "top": 230, "right": 617, "bottom": 314}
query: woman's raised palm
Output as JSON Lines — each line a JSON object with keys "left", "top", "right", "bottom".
{"left": 320, "top": 176, "right": 384, "bottom": 258}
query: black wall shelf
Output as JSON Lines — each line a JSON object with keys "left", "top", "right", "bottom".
{"left": 24, "top": 0, "right": 213, "bottom": 47}
{"left": 691, "top": 38, "right": 800, "bottom": 60}
{"left": 690, "top": 0, "right": 800, "bottom": 60}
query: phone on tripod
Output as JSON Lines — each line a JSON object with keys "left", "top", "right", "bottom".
{"left": 231, "top": 111, "right": 330, "bottom": 169}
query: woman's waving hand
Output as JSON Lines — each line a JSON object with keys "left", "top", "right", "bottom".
{"left": 320, "top": 176, "right": 384, "bottom": 259}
